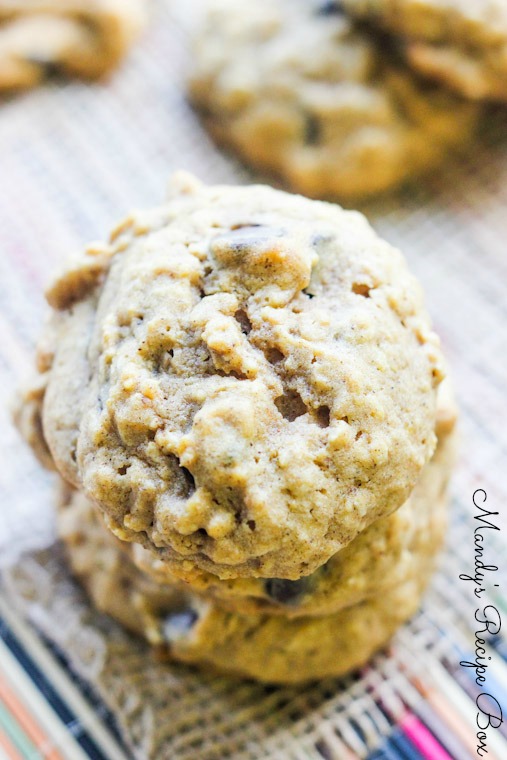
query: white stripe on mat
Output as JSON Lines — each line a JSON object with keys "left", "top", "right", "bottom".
{"left": 0, "top": 636, "right": 89, "bottom": 760}
{"left": 0, "top": 597, "right": 129, "bottom": 760}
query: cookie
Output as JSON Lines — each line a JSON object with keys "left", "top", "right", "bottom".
{"left": 13, "top": 373, "right": 55, "bottom": 472}
{"left": 343, "top": 0, "right": 507, "bottom": 101}
{"left": 0, "top": 0, "right": 146, "bottom": 91}
{"left": 135, "top": 382, "right": 457, "bottom": 615}
{"left": 25, "top": 173, "right": 444, "bottom": 580}
{"left": 57, "top": 482, "right": 187, "bottom": 637}
{"left": 57, "top": 484, "right": 442, "bottom": 684}
{"left": 133, "top": 381, "right": 456, "bottom": 617}
{"left": 153, "top": 575, "right": 432, "bottom": 683}
{"left": 188, "top": 0, "right": 479, "bottom": 201}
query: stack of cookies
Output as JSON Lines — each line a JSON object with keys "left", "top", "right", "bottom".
{"left": 16, "top": 173, "right": 457, "bottom": 683}
{"left": 189, "top": 0, "right": 507, "bottom": 202}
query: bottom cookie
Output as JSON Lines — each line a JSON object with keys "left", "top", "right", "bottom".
{"left": 58, "top": 485, "right": 444, "bottom": 684}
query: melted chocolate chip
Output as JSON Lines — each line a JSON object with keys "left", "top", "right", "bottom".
{"left": 25, "top": 55, "right": 62, "bottom": 78}
{"left": 304, "top": 114, "right": 321, "bottom": 145}
{"left": 264, "top": 577, "right": 308, "bottom": 605}
{"left": 162, "top": 609, "right": 198, "bottom": 642}
{"left": 212, "top": 225, "right": 285, "bottom": 251}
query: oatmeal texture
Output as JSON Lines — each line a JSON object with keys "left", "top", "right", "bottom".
{"left": 134, "top": 381, "right": 457, "bottom": 616}
{"left": 57, "top": 479, "right": 446, "bottom": 684}
{"left": 343, "top": 0, "right": 507, "bottom": 100}
{"left": 27, "top": 174, "right": 443, "bottom": 579}
{"left": 57, "top": 482, "right": 187, "bottom": 638}
{"left": 188, "top": 0, "right": 479, "bottom": 201}
{"left": 0, "top": 0, "right": 145, "bottom": 90}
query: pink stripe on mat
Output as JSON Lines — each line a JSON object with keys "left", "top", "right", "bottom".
{"left": 400, "top": 712, "right": 453, "bottom": 760}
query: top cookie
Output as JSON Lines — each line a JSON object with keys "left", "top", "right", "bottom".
{"left": 0, "top": 0, "right": 146, "bottom": 91}
{"left": 30, "top": 173, "right": 443, "bottom": 580}
{"left": 343, "top": 0, "right": 507, "bottom": 100}
{"left": 189, "top": 0, "right": 479, "bottom": 201}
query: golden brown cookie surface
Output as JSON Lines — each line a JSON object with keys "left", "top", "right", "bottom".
{"left": 57, "top": 475, "right": 448, "bottom": 684}
{"left": 134, "top": 382, "right": 457, "bottom": 616}
{"left": 34, "top": 174, "right": 444, "bottom": 580}
{"left": 57, "top": 482, "right": 187, "bottom": 640}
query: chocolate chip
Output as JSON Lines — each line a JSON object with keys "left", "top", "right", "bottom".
{"left": 24, "top": 55, "right": 62, "bottom": 78}
{"left": 264, "top": 577, "right": 308, "bottom": 605}
{"left": 315, "top": 1, "right": 344, "bottom": 15}
{"left": 162, "top": 609, "right": 198, "bottom": 642}
{"left": 212, "top": 225, "right": 285, "bottom": 252}
{"left": 304, "top": 114, "right": 321, "bottom": 145}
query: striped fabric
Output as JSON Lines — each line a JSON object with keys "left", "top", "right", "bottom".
{"left": 0, "top": 598, "right": 129, "bottom": 760}
{"left": 4, "top": 532, "right": 507, "bottom": 760}
{"left": 0, "top": 604, "right": 127, "bottom": 760}
{"left": 0, "top": 1, "right": 506, "bottom": 759}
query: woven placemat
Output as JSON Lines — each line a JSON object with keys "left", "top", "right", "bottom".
{"left": 1, "top": 2, "right": 506, "bottom": 758}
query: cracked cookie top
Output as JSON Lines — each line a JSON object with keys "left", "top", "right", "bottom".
{"left": 34, "top": 173, "right": 443, "bottom": 579}
{"left": 133, "top": 380, "right": 456, "bottom": 616}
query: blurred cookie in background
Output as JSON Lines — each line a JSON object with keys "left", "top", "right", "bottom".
{"left": 188, "top": 0, "right": 480, "bottom": 202}
{"left": 0, "top": 0, "right": 146, "bottom": 91}
{"left": 343, "top": 0, "right": 507, "bottom": 101}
